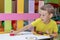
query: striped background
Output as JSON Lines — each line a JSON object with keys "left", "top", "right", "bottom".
{"left": 0, "top": 0, "right": 44, "bottom": 32}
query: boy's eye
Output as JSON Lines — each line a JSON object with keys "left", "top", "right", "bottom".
{"left": 42, "top": 15, "right": 45, "bottom": 16}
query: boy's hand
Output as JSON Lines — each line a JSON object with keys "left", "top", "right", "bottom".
{"left": 45, "top": 31, "right": 50, "bottom": 35}
{"left": 10, "top": 30, "right": 17, "bottom": 36}
{"left": 32, "top": 31, "right": 37, "bottom": 35}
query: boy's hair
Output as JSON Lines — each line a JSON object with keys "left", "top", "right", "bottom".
{"left": 40, "top": 4, "right": 55, "bottom": 14}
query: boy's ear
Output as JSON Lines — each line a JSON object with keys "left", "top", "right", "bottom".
{"left": 50, "top": 13, "right": 53, "bottom": 18}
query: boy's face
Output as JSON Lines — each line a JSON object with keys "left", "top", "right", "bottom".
{"left": 39, "top": 10, "right": 53, "bottom": 23}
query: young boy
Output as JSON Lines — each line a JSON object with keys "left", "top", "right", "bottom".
{"left": 12, "top": 4, "right": 58, "bottom": 37}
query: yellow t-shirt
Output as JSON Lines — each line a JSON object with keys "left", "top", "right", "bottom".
{"left": 31, "top": 18, "right": 58, "bottom": 34}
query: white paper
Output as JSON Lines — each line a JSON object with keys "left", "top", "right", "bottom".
{"left": 0, "top": 32, "right": 50, "bottom": 40}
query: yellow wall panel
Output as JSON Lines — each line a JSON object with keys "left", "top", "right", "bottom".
{"left": 17, "top": 0, "right": 24, "bottom": 30}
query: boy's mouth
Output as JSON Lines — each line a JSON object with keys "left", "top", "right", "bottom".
{"left": 41, "top": 19, "right": 44, "bottom": 21}
{"left": 41, "top": 19, "right": 47, "bottom": 23}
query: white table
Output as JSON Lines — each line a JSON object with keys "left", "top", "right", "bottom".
{"left": 0, "top": 32, "right": 50, "bottom": 40}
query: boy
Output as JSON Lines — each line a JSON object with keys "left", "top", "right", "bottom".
{"left": 11, "top": 4, "right": 58, "bottom": 37}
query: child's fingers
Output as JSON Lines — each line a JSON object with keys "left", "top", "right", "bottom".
{"left": 10, "top": 30, "right": 14, "bottom": 33}
{"left": 45, "top": 31, "right": 50, "bottom": 35}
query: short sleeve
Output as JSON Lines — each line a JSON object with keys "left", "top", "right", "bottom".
{"left": 31, "top": 18, "right": 40, "bottom": 27}
{"left": 53, "top": 22, "right": 58, "bottom": 33}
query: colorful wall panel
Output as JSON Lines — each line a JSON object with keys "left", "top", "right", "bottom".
{"left": 35, "top": 0, "right": 39, "bottom": 13}
{"left": 39, "top": 1, "right": 44, "bottom": 13}
{"left": 24, "top": 0, "right": 28, "bottom": 26}
{"left": 28, "top": 0, "right": 35, "bottom": 24}
{"left": 0, "top": 0, "right": 4, "bottom": 13}
{"left": 24, "top": 0, "right": 28, "bottom": 13}
{"left": 12, "top": 0, "right": 17, "bottom": 31}
{"left": 4, "top": 0, "right": 12, "bottom": 32}
{"left": 17, "top": 0, "right": 24, "bottom": 30}
{"left": 0, "top": 0, "right": 4, "bottom": 32}
{"left": 0, "top": 0, "right": 43, "bottom": 32}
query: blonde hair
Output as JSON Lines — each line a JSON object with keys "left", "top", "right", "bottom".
{"left": 40, "top": 4, "right": 55, "bottom": 14}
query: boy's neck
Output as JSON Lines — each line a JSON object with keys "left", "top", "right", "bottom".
{"left": 44, "top": 20, "right": 50, "bottom": 24}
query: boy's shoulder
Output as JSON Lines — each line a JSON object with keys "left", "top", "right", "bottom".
{"left": 51, "top": 19, "right": 56, "bottom": 24}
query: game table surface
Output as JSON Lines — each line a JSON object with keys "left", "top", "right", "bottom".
{"left": 0, "top": 32, "right": 52, "bottom": 40}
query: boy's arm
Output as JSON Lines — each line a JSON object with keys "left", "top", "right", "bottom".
{"left": 45, "top": 30, "right": 58, "bottom": 38}
{"left": 51, "top": 22, "right": 58, "bottom": 38}
{"left": 11, "top": 24, "right": 33, "bottom": 35}
{"left": 17, "top": 24, "right": 32, "bottom": 32}
{"left": 51, "top": 32, "right": 58, "bottom": 38}
{"left": 46, "top": 31, "right": 58, "bottom": 38}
